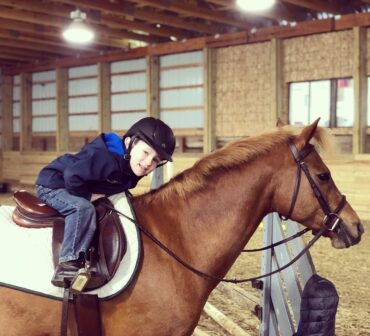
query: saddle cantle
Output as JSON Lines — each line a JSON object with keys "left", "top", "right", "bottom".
{"left": 12, "top": 190, "right": 127, "bottom": 291}
{"left": 12, "top": 190, "right": 64, "bottom": 228}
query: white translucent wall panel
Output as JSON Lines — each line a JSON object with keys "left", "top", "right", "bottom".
{"left": 32, "top": 116, "right": 56, "bottom": 132}
{"left": 289, "top": 82, "right": 309, "bottom": 126}
{"left": 69, "top": 65, "right": 97, "bottom": 78}
{"left": 111, "top": 73, "right": 146, "bottom": 92}
{"left": 111, "top": 112, "right": 147, "bottom": 131}
{"left": 32, "top": 100, "right": 57, "bottom": 116}
{"left": 13, "top": 75, "right": 20, "bottom": 85}
{"left": 160, "top": 51, "right": 203, "bottom": 67}
{"left": 160, "top": 67, "right": 203, "bottom": 88}
{"left": 111, "top": 92, "right": 146, "bottom": 111}
{"left": 13, "top": 118, "right": 20, "bottom": 133}
{"left": 13, "top": 102, "right": 20, "bottom": 117}
{"left": 69, "top": 97, "right": 98, "bottom": 113}
{"left": 13, "top": 86, "right": 20, "bottom": 101}
{"left": 336, "top": 79, "right": 353, "bottom": 127}
{"left": 110, "top": 59, "right": 146, "bottom": 73}
{"left": 32, "top": 70, "right": 56, "bottom": 82}
{"left": 69, "top": 115, "right": 98, "bottom": 131}
{"left": 289, "top": 81, "right": 330, "bottom": 127}
{"left": 32, "top": 83, "right": 56, "bottom": 99}
{"left": 161, "top": 110, "right": 203, "bottom": 128}
{"left": 309, "top": 81, "right": 330, "bottom": 127}
{"left": 69, "top": 78, "right": 98, "bottom": 95}
{"left": 160, "top": 87, "right": 203, "bottom": 108}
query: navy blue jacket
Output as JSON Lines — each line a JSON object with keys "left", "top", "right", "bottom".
{"left": 36, "top": 133, "right": 141, "bottom": 200}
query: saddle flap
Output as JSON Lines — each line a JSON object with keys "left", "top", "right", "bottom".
{"left": 52, "top": 197, "right": 127, "bottom": 291}
{"left": 94, "top": 198, "right": 127, "bottom": 278}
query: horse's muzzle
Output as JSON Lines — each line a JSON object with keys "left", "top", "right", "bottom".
{"left": 337, "top": 221, "right": 364, "bottom": 248}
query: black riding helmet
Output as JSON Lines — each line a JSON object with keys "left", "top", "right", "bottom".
{"left": 123, "top": 117, "right": 175, "bottom": 163}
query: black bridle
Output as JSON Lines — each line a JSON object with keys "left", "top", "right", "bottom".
{"left": 280, "top": 139, "right": 351, "bottom": 247}
{"left": 105, "top": 139, "right": 352, "bottom": 284}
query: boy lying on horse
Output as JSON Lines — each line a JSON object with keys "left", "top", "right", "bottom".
{"left": 35, "top": 117, "right": 175, "bottom": 290}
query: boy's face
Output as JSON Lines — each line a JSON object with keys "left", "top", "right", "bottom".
{"left": 125, "top": 138, "right": 161, "bottom": 176}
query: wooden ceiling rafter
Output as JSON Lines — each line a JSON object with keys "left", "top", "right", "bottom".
{"left": 54, "top": 0, "right": 222, "bottom": 34}
{"left": 0, "top": 0, "right": 188, "bottom": 41}
{"left": 0, "top": 5, "right": 163, "bottom": 45}
{"left": 1, "top": 0, "right": 370, "bottom": 70}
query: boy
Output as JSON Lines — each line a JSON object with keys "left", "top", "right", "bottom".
{"left": 36, "top": 117, "right": 175, "bottom": 288}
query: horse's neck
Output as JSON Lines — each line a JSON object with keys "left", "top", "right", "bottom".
{"left": 133, "top": 158, "right": 275, "bottom": 278}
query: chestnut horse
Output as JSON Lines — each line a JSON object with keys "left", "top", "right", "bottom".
{"left": 0, "top": 120, "right": 364, "bottom": 336}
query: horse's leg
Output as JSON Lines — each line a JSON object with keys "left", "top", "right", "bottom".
{"left": 0, "top": 287, "right": 77, "bottom": 336}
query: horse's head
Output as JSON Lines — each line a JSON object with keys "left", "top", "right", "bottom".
{"left": 274, "top": 119, "right": 364, "bottom": 249}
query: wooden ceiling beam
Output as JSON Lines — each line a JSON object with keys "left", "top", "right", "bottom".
{"left": 206, "top": 0, "right": 299, "bottom": 21}
{"left": 0, "top": 29, "right": 96, "bottom": 53}
{"left": 0, "top": 52, "right": 38, "bottom": 62}
{"left": 0, "top": 60, "right": 24, "bottom": 66}
{"left": 0, "top": 0, "right": 191, "bottom": 40}
{"left": 0, "top": 5, "right": 163, "bottom": 44}
{"left": 0, "top": 45, "right": 57, "bottom": 59}
{"left": 0, "top": 37, "right": 79, "bottom": 55}
{"left": 0, "top": 17, "right": 134, "bottom": 49}
{"left": 281, "top": 0, "right": 344, "bottom": 14}
{"left": 131, "top": 0, "right": 252, "bottom": 29}
{"left": 54, "top": 0, "right": 221, "bottom": 34}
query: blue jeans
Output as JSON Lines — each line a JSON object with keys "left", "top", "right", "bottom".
{"left": 36, "top": 186, "right": 96, "bottom": 263}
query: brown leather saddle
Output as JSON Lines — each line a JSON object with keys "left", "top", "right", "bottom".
{"left": 12, "top": 190, "right": 127, "bottom": 290}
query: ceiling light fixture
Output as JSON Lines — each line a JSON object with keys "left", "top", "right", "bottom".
{"left": 62, "top": 9, "right": 95, "bottom": 44}
{"left": 236, "top": 0, "right": 276, "bottom": 12}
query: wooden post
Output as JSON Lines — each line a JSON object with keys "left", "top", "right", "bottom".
{"left": 271, "top": 38, "right": 284, "bottom": 123}
{"left": 203, "top": 48, "right": 216, "bottom": 154}
{"left": 98, "top": 62, "right": 111, "bottom": 132}
{"left": 1, "top": 75, "right": 13, "bottom": 151}
{"left": 353, "top": 26, "right": 367, "bottom": 154}
{"left": 203, "top": 302, "right": 252, "bottom": 336}
{"left": 146, "top": 55, "right": 160, "bottom": 119}
{"left": 20, "top": 72, "right": 32, "bottom": 152}
{"left": 56, "top": 68, "right": 69, "bottom": 152}
{"left": 192, "top": 327, "right": 211, "bottom": 336}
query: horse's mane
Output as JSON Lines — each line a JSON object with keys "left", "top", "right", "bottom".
{"left": 138, "top": 126, "right": 331, "bottom": 202}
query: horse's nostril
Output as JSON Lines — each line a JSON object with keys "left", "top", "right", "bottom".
{"left": 357, "top": 222, "right": 365, "bottom": 235}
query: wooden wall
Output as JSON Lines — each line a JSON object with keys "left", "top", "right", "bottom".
{"left": 1, "top": 21, "right": 370, "bottom": 220}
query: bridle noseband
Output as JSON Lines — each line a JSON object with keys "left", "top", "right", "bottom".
{"left": 281, "top": 139, "right": 351, "bottom": 247}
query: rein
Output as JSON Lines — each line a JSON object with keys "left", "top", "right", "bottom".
{"left": 106, "top": 139, "right": 349, "bottom": 284}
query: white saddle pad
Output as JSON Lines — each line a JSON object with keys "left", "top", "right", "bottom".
{"left": 0, "top": 192, "right": 141, "bottom": 300}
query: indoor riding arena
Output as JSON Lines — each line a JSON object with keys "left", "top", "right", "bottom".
{"left": 0, "top": 1, "right": 369, "bottom": 336}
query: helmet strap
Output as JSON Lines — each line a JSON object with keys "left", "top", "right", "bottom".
{"left": 124, "top": 136, "right": 138, "bottom": 160}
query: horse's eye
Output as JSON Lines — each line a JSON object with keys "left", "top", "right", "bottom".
{"left": 317, "top": 172, "right": 331, "bottom": 181}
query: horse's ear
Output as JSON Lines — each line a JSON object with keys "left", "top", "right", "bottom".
{"left": 276, "top": 118, "right": 285, "bottom": 128}
{"left": 295, "top": 118, "right": 320, "bottom": 150}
